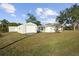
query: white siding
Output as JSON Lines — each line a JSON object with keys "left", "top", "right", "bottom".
{"left": 9, "top": 26, "right": 17, "bottom": 32}
{"left": 16, "top": 22, "right": 37, "bottom": 34}
{"left": 26, "top": 26, "right": 37, "bottom": 33}
{"left": 17, "top": 25, "right": 26, "bottom": 34}
{"left": 44, "top": 27, "right": 55, "bottom": 32}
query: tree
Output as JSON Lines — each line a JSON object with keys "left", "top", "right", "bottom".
{"left": 70, "top": 4, "right": 79, "bottom": 31}
{"left": 56, "top": 4, "right": 79, "bottom": 30}
{"left": 26, "top": 13, "right": 41, "bottom": 26}
{"left": 56, "top": 11, "right": 66, "bottom": 24}
{"left": 54, "top": 23, "right": 62, "bottom": 32}
{"left": 8, "top": 22, "right": 22, "bottom": 26}
{"left": 0, "top": 19, "right": 9, "bottom": 32}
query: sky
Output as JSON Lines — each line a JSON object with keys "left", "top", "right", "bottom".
{"left": 0, "top": 3, "right": 77, "bottom": 24}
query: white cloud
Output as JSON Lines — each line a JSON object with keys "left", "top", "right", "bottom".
{"left": 36, "top": 8, "right": 43, "bottom": 15}
{"left": 11, "top": 14, "right": 16, "bottom": 17}
{"left": 0, "top": 3, "right": 16, "bottom": 14}
{"left": 44, "top": 8, "right": 58, "bottom": 16}
{"left": 36, "top": 8, "right": 58, "bottom": 24}
{"left": 39, "top": 15, "right": 46, "bottom": 19}
{"left": 36, "top": 8, "right": 58, "bottom": 18}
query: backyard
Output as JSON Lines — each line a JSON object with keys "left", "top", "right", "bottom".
{"left": 0, "top": 31, "right": 79, "bottom": 56}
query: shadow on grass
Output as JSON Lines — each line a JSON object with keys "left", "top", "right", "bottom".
{"left": 0, "top": 33, "right": 37, "bottom": 50}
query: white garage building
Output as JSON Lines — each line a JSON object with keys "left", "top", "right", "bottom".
{"left": 9, "top": 26, "right": 17, "bottom": 32}
{"left": 44, "top": 23, "right": 63, "bottom": 32}
{"left": 44, "top": 23, "right": 55, "bottom": 32}
{"left": 9, "top": 22, "right": 38, "bottom": 34}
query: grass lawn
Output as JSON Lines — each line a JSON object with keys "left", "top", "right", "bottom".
{"left": 0, "top": 31, "right": 79, "bottom": 56}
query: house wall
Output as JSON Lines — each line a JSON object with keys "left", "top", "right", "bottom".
{"left": 9, "top": 23, "right": 62, "bottom": 34}
{"left": 9, "top": 26, "right": 17, "bottom": 32}
{"left": 17, "top": 25, "right": 26, "bottom": 34}
{"left": 44, "top": 27, "right": 55, "bottom": 32}
{"left": 16, "top": 23, "right": 37, "bottom": 34}
{"left": 26, "top": 25, "right": 37, "bottom": 33}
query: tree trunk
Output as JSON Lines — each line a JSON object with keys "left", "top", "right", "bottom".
{"left": 78, "top": 24, "right": 79, "bottom": 30}
{"left": 73, "top": 23, "right": 77, "bottom": 31}
{"left": 74, "top": 25, "right": 76, "bottom": 31}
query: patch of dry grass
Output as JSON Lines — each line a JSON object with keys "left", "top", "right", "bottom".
{"left": 0, "top": 31, "right": 79, "bottom": 56}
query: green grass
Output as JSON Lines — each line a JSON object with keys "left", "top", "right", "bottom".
{"left": 0, "top": 31, "right": 79, "bottom": 56}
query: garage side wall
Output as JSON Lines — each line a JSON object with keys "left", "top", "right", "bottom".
{"left": 9, "top": 26, "right": 17, "bottom": 32}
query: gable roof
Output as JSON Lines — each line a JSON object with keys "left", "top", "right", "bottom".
{"left": 45, "top": 23, "right": 62, "bottom": 28}
{"left": 45, "top": 23, "right": 55, "bottom": 27}
{"left": 26, "top": 22, "right": 37, "bottom": 26}
{"left": 18, "top": 22, "right": 37, "bottom": 27}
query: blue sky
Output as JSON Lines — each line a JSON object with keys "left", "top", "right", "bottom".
{"left": 0, "top": 3, "right": 77, "bottom": 24}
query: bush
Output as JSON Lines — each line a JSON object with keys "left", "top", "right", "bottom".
{"left": 0, "top": 25, "right": 8, "bottom": 33}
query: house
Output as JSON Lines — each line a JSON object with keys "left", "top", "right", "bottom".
{"left": 44, "top": 23, "right": 63, "bottom": 32}
{"left": 9, "top": 22, "right": 63, "bottom": 34}
{"left": 44, "top": 23, "right": 55, "bottom": 32}
{"left": 9, "top": 26, "right": 17, "bottom": 32}
{"left": 9, "top": 22, "right": 38, "bottom": 34}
